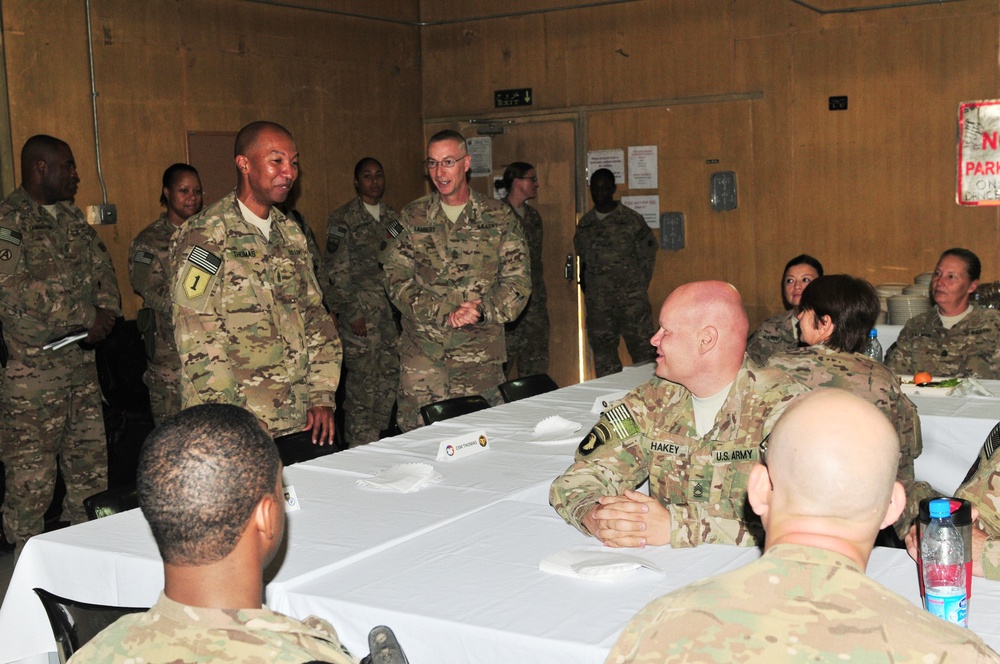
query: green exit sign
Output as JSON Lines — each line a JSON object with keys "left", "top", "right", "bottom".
{"left": 494, "top": 88, "right": 533, "bottom": 108}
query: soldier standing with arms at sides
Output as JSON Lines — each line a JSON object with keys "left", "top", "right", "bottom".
{"left": 325, "top": 158, "right": 402, "bottom": 447}
{"left": 574, "top": 168, "right": 658, "bottom": 377}
{"left": 382, "top": 130, "right": 530, "bottom": 431}
{"left": 129, "top": 163, "right": 203, "bottom": 424}
{"left": 501, "top": 162, "right": 549, "bottom": 378}
{"left": 0, "top": 135, "right": 121, "bottom": 553}
{"left": 169, "top": 121, "right": 341, "bottom": 455}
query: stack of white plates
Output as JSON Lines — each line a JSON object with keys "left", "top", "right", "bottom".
{"left": 876, "top": 283, "right": 907, "bottom": 321}
{"left": 914, "top": 272, "right": 934, "bottom": 285}
{"left": 887, "top": 294, "right": 932, "bottom": 324}
{"left": 903, "top": 284, "right": 930, "bottom": 295}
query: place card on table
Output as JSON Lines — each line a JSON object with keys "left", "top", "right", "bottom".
{"left": 591, "top": 390, "right": 630, "bottom": 414}
{"left": 282, "top": 485, "right": 301, "bottom": 512}
{"left": 436, "top": 429, "right": 490, "bottom": 461}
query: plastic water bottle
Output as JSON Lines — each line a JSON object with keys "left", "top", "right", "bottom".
{"left": 921, "top": 498, "right": 968, "bottom": 627}
{"left": 863, "top": 329, "right": 883, "bottom": 363}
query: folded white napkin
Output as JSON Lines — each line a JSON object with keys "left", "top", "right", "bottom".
{"left": 533, "top": 415, "right": 582, "bottom": 435}
{"left": 953, "top": 376, "right": 995, "bottom": 398}
{"left": 539, "top": 546, "right": 665, "bottom": 582}
{"left": 356, "top": 463, "right": 442, "bottom": 493}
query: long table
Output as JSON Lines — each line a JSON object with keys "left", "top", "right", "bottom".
{"left": 2, "top": 366, "right": 999, "bottom": 663}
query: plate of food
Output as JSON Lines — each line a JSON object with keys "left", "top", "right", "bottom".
{"left": 899, "top": 373, "right": 962, "bottom": 396}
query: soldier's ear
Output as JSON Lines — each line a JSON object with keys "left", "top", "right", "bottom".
{"left": 699, "top": 325, "right": 718, "bottom": 353}
{"left": 747, "top": 463, "right": 772, "bottom": 521}
{"left": 879, "top": 482, "right": 906, "bottom": 530}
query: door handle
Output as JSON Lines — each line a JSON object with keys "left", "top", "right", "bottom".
{"left": 564, "top": 254, "right": 574, "bottom": 281}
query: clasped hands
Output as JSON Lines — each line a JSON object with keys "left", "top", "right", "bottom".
{"left": 582, "top": 490, "right": 672, "bottom": 548}
{"left": 447, "top": 300, "right": 482, "bottom": 328}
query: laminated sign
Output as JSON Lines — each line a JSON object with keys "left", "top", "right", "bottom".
{"left": 957, "top": 99, "right": 1000, "bottom": 206}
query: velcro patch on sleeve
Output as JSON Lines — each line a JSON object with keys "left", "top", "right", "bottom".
{"left": 605, "top": 403, "right": 640, "bottom": 440}
{"left": 385, "top": 219, "right": 404, "bottom": 238}
{"left": 0, "top": 227, "right": 23, "bottom": 275}
{"left": 187, "top": 245, "right": 221, "bottom": 275}
{"left": 178, "top": 246, "right": 221, "bottom": 306}
{"left": 577, "top": 421, "right": 614, "bottom": 457}
{"left": 326, "top": 225, "right": 347, "bottom": 253}
{"left": 131, "top": 250, "right": 155, "bottom": 292}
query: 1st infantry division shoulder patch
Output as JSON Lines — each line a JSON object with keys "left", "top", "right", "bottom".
{"left": 182, "top": 245, "right": 221, "bottom": 300}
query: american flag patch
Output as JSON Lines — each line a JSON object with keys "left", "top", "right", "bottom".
{"left": 187, "top": 246, "right": 221, "bottom": 275}
{"left": 386, "top": 219, "right": 403, "bottom": 238}
{"left": 985, "top": 422, "right": 1000, "bottom": 460}
{"left": 134, "top": 251, "right": 154, "bottom": 265}
{"left": 605, "top": 403, "right": 640, "bottom": 440}
{"left": 0, "top": 228, "right": 22, "bottom": 246}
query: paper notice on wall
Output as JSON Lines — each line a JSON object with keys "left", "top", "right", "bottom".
{"left": 622, "top": 195, "right": 660, "bottom": 228}
{"left": 628, "top": 146, "right": 658, "bottom": 189}
{"left": 466, "top": 136, "right": 492, "bottom": 178}
{"left": 587, "top": 149, "right": 625, "bottom": 184}
{"left": 958, "top": 99, "right": 1000, "bottom": 206}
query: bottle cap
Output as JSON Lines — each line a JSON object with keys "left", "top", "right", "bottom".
{"left": 869, "top": 329, "right": 878, "bottom": 338}
{"left": 929, "top": 498, "right": 952, "bottom": 519}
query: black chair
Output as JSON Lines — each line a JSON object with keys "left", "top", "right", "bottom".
{"left": 83, "top": 484, "right": 139, "bottom": 521}
{"left": 33, "top": 587, "right": 147, "bottom": 662}
{"left": 498, "top": 374, "right": 559, "bottom": 403}
{"left": 420, "top": 395, "right": 490, "bottom": 425}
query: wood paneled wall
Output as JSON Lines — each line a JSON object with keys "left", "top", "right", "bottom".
{"left": 1, "top": 0, "right": 425, "bottom": 317}
{"left": 420, "top": 0, "right": 1000, "bottom": 328}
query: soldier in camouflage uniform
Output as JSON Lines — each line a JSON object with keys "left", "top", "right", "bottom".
{"left": 550, "top": 282, "right": 806, "bottom": 548}
{"left": 70, "top": 404, "right": 358, "bottom": 664}
{"left": 0, "top": 135, "right": 121, "bottom": 552}
{"left": 887, "top": 248, "right": 1000, "bottom": 379}
{"left": 574, "top": 169, "right": 657, "bottom": 377}
{"left": 607, "top": 390, "right": 1000, "bottom": 663}
{"left": 169, "top": 122, "right": 341, "bottom": 446}
{"left": 765, "top": 274, "right": 927, "bottom": 538}
{"left": 128, "top": 163, "right": 203, "bottom": 424}
{"left": 325, "top": 158, "right": 401, "bottom": 447}
{"left": 382, "top": 131, "right": 530, "bottom": 431}
{"left": 745, "top": 253, "right": 822, "bottom": 365}
{"left": 501, "top": 162, "right": 549, "bottom": 378}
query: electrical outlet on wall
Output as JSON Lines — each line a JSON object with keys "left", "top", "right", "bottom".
{"left": 86, "top": 204, "right": 117, "bottom": 225}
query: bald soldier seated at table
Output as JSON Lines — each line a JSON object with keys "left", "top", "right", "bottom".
{"left": 550, "top": 281, "right": 808, "bottom": 548}
{"left": 606, "top": 390, "right": 1000, "bottom": 663}
{"left": 70, "top": 404, "right": 359, "bottom": 663}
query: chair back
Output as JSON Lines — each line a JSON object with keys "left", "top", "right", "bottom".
{"left": 498, "top": 374, "right": 559, "bottom": 403}
{"left": 33, "top": 587, "right": 147, "bottom": 663}
{"left": 83, "top": 484, "right": 139, "bottom": 521}
{"left": 420, "top": 395, "right": 490, "bottom": 425}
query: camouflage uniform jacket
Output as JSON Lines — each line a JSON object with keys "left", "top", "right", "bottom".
{"left": 503, "top": 197, "right": 546, "bottom": 308}
{"left": 765, "top": 345, "right": 924, "bottom": 536}
{"left": 129, "top": 214, "right": 179, "bottom": 365}
{"left": 0, "top": 187, "right": 121, "bottom": 359}
{"left": 550, "top": 358, "right": 806, "bottom": 547}
{"left": 573, "top": 203, "right": 656, "bottom": 300}
{"left": 68, "top": 592, "right": 358, "bottom": 664}
{"left": 382, "top": 189, "right": 530, "bottom": 365}
{"left": 606, "top": 543, "right": 1000, "bottom": 663}
{"left": 324, "top": 197, "right": 401, "bottom": 323}
{"left": 958, "top": 432, "right": 1000, "bottom": 581}
{"left": 886, "top": 306, "right": 1000, "bottom": 379}
{"left": 169, "top": 191, "right": 342, "bottom": 437}
{"left": 746, "top": 309, "right": 798, "bottom": 366}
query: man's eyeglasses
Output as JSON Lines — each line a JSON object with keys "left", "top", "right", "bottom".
{"left": 424, "top": 156, "right": 466, "bottom": 169}
{"left": 516, "top": 176, "right": 538, "bottom": 183}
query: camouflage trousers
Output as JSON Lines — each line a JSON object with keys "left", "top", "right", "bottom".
{"left": 1, "top": 352, "right": 107, "bottom": 551}
{"left": 340, "top": 312, "right": 399, "bottom": 447}
{"left": 584, "top": 291, "right": 657, "bottom": 378}
{"left": 505, "top": 297, "right": 550, "bottom": 379}
{"left": 396, "top": 349, "right": 503, "bottom": 432}
{"left": 144, "top": 357, "right": 182, "bottom": 426}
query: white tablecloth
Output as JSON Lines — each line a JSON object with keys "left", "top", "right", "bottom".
{"left": 2, "top": 364, "right": 999, "bottom": 663}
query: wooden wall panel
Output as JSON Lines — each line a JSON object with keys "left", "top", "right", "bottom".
{"left": 2, "top": 0, "right": 424, "bottom": 317}
{"left": 421, "top": 0, "right": 1000, "bottom": 332}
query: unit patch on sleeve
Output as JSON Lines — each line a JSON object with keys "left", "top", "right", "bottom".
{"left": 0, "top": 227, "right": 23, "bottom": 275}
{"left": 180, "top": 245, "right": 221, "bottom": 302}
